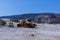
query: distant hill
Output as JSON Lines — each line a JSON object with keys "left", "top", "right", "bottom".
{"left": 0, "top": 13, "right": 60, "bottom": 23}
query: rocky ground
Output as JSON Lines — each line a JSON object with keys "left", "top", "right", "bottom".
{"left": 0, "top": 24, "right": 60, "bottom": 40}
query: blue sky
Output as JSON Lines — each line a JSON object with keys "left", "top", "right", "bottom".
{"left": 0, "top": 0, "right": 60, "bottom": 16}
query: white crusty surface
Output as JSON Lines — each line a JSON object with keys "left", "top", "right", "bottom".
{"left": 0, "top": 24, "right": 60, "bottom": 40}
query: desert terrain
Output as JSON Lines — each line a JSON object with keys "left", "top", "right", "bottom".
{"left": 0, "top": 24, "right": 60, "bottom": 40}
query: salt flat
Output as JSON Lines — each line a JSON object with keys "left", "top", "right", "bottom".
{"left": 0, "top": 24, "right": 60, "bottom": 40}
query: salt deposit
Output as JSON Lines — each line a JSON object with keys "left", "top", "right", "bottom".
{"left": 0, "top": 24, "right": 60, "bottom": 40}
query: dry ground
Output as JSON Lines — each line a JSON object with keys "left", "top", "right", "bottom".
{"left": 0, "top": 24, "right": 60, "bottom": 40}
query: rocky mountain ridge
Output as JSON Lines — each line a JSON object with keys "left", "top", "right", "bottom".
{"left": 0, "top": 13, "right": 60, "bottom": 23}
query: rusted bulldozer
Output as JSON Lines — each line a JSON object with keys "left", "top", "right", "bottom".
{"left": 17, "top": 20, "right": 37, "bottom": 28}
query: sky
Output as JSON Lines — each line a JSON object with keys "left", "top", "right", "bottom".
{"left": 0, "top": 0, "right": 60, "bottom": 16}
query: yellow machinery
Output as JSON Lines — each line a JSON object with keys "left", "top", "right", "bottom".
{"left": 17, "top": 20, "right": 37, "bottom": 28}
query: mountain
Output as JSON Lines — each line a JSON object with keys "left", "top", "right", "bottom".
{"left": 1, "top": 13, "right": 60, "bottom": 23}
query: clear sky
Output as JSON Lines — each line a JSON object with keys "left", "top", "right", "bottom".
{"left": 0, "top": 0, "right": 60, "bottom": 16}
